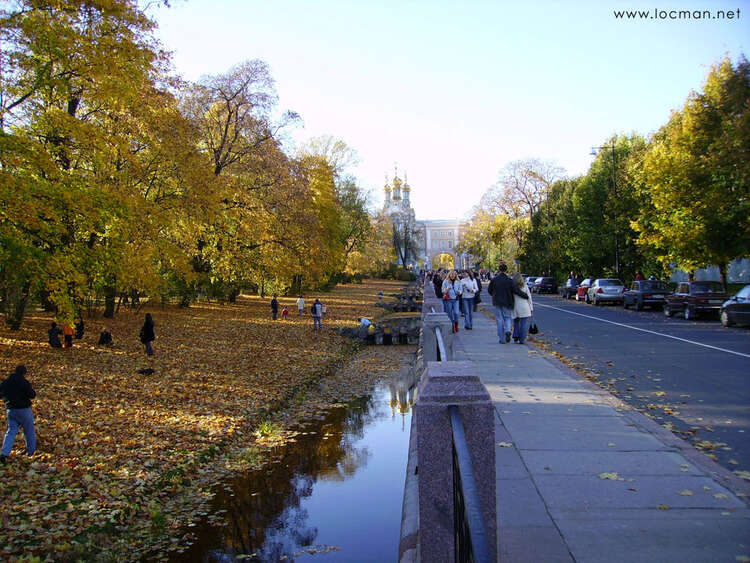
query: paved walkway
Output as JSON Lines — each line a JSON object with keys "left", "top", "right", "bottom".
{"left": 452, "top": 306, "right": 750, "bottom": 562}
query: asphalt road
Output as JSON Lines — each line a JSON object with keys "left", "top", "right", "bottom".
{"left": 529, "top": 293, "right": 750, "bottom": 478}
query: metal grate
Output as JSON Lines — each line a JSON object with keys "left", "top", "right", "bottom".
{"left": 449, "top": 406, "right": 491, "bottom": 563}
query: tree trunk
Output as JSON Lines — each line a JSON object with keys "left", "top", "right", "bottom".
{"left": 3, "top": 282, "right": 32, "bottom": 330}
{"left": 719, "top": 263, "right": 728, "bottom": 290}
{"left": 103, "top": 285, "right": 117, "bottom": 318}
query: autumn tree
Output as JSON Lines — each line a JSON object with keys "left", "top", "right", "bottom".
{"left": 633, "top": 56, "right": 750, "bottom": 287}
{"left": 0, "top": 0, "right": 182, "bottom": 326}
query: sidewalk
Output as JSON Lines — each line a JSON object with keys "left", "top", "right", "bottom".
{"left": 453, "top": 306, "right": 750, "bottom": 562}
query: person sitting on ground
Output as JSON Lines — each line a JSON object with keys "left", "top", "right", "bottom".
{"left": 48, "top": 322, "right": 62, "bottom": 348}
{"left": 0, "top": 365, "right": 37, "bottom": 463}
{"left": 97, "top": 328, "right": 113, "bottom": 347}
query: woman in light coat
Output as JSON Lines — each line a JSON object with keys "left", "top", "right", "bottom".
{"left": 441, "top": 270, "right": 463, "bottom": 333}
{"left": 511, "top": 272, "right": 534, "bottom": 344}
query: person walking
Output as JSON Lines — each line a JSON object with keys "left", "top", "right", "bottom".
{"left": 48, "top": 322, "right": 62, "bottom": 348}
{"left": 511, "top": 272, "right": 534, "bottom": 344}
{"left": 473, "top": 271, "right": 482, "bottom": 312}
{"left": 1, "top": 365, "right": 36, "bottom": 463}
{"left": 270, "top": 295, "right": 279, "bottom": 320}
{"left": 441, "top": 270, "right": 462, "bottom": 333}
{"left": 296, "top": 295, "right": 305, "bottom": 317}
{"left": 311, "top": 298, "right": 323, "bottom": 330}
{"left": 432, "top": 270, "right": 443, "bottom": 300}
{"left": 487, "top": 264, "right": 529, "bottom": 343}
{"left": 460, "top": 270, "right": 478, "bottom": 330}
{"left": 139, "top": 313, "right": 155, "bottom": 357}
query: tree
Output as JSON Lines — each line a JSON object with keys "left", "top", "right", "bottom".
{"left": 0, "top": 0, "right": 177, "bottom": 326}
{"left": 633, "top": 56, "right": 750, "bottom": 287}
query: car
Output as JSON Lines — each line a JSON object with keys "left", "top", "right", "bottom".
{"left": 623, "top": 280, "right": 672, "bottom": 311}
{"left": 720, "top": 284, "right": 750, "bottom": 327}
{"left": 576, "top": 278, "right": 593, "bottom": 301}
{"left": 532, "top": 277, "right": 557, "bottom": 294}
{"left": 587, "top": 278, "right": 625, "bottom": 306}
{"left": 663, "top": 281, "right": 730, "bottom": 320}
{"left": 526, "top": 277, "right": 539, "bottom": 289}
{"left": 559, "top": 278, "right": 579, "bottom": 299}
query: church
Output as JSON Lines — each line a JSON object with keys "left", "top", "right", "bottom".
{"left": 382, "top": 169, "right": 470, "bottom": 270}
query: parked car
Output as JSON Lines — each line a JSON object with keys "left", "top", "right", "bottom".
{"left": 587, "top": 278, "right": 625, "bottom": 305}
{"left": 623, "top": 280, "right": 672, "bottom": 311}
{"left": 559, "top": 278, "right": 579, "bottom": 299}
{"left": 526, "top": 277, "right": 539, "bottom": 289}
{"left": 576, "top": 278, "right": 593, "bottom": 301}
{"left": 664, "top": 281, "right": 730, "bottom": 320}
{"left": 720, "top": 284, "right": 750, "bottom": 327}
{"left": 532, "top": 277, "right": 557, "bottom": 294}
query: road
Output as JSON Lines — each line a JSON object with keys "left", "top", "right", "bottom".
{"left": 529, "top": 293, "right": 750, "bottom": 477}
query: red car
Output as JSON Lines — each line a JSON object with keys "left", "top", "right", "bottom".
{"left": 664, "top": 281, "right": 730, "bottom": 320}
{"left": 576, "top": 278, "right": 593, "bottom": 301}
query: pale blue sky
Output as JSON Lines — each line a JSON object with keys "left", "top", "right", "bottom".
{"left": 150, "top": 0, "right": 749, "bottom": 219}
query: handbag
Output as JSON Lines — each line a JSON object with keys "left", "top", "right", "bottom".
{"left": 529, "top": 320, "right": 539, "bottom": 335}
{"left": 443, "top": 292, "right": 450, "bottom": 300}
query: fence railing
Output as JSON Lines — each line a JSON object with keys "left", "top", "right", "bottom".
{"left": 404, "top": 279, "right": 496, "bottom": 563}
{"left": 450, "top": 406, "right": 492, "bottom": 563}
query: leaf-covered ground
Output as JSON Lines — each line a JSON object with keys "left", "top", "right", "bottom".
{"left": 0, "top": 280, "right": 409, "bottom": 561}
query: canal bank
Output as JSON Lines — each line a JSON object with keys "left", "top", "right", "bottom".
{"left": 169, "top": 345, "right": 419, "bottom": 562}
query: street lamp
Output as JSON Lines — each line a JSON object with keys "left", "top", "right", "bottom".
{"left": 590, "top": 140, "right": 619, "bottom": 278}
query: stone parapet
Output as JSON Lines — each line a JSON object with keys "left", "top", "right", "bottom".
{"left": 415, "top": 361, "right": 497, "bottom": 563}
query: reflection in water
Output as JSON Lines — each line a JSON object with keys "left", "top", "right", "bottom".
{"left": 171, "top": 366, "right": 419, "bottom": 562}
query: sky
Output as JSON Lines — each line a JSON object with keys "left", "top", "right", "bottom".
{"left": 149, "top": 0, "right": 749, "bottom": 220}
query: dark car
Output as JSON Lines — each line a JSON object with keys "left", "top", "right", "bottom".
{"left": 559, "top": 278, "right": 579, "bottom": 299}
{"left": 576, "top": 278, "right": 593, "bottom": 301}
{"left": 623, "top": 280, "right": 672, "bottom": 311}
{"left": 720, "top": 284, "right": 750, "bottom": 327}
{"left": 664, "top": 281, "right": 730, "bottom": 320}
{"left": 532, "top": 277, "right": 557, "bottom": 294}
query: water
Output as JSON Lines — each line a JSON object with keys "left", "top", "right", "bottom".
{"left": 173, "top": 372, "right": 417, "bottom": 562}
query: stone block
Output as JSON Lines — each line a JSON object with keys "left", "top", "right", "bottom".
{"left": 416, "top": 361, "right": 496, "bottom": 562}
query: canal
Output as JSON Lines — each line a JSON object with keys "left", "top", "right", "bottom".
{"left": 173, "top": 359, "right": 418, "bottom": 562}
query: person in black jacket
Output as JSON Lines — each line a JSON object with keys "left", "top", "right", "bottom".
{"left": 1, "top": 365, "right": 37, "bottom": 462}
{"left": 487, "top": 263, "right": 528, "bottom": 343}
{"left": 432, "top": 270, "right": 443, "bottom": 299}
{"left": 270, "top": 295, "right": 279, "bottom": 320}
{"left": 140, "top": 313, "right": 155, "bottom": 357}
{"left": 48, "top": 322, "right": 62, "bottom": 348}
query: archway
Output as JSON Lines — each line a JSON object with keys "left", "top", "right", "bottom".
{"left": 432, "top": 253, "right": 455, "bottom": 270}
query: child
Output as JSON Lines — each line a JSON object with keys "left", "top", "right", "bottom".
{"left": 62, "top": 323, "right": 75, "bottom": 348}
{"left": 321, "top": 302, "right": 327, "bottom": 318}
{"left": 281, "top": 306, "right": 289, "bottom": 320}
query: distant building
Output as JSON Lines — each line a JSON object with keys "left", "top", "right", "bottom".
{"left": 382, "top": 169, "right": 471, "bottom": 269}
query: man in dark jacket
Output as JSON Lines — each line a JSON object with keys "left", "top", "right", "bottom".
{"left": 487, "top": 264, "right": 528, "bottom": 343}
{"left": 432, "top": 270, "right": 443, "bottom": 299}
{"left": 270, "top": 295, "right": 279, "bottom": 320}
{"left": 1, "top": 365, "right": 37, "bottom": 462}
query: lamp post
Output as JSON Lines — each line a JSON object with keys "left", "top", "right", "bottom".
{"left": 590, "top": 140, "right": 619, "bottom": 278}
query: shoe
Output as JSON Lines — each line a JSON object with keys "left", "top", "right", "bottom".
{"left": 505, "top": 332, "right": 511, "bottom": 343}
{"left": 513, "top": 337, "right": 519, "bottom": 342}
{"left": 0, "top": 455, "right": 8, "bottom": 465}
